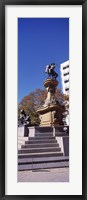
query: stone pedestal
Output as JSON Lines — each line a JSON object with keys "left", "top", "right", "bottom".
{"left": 56, "top": 136, "right": 69, "bottom": 156}
{"left": 18, "top": 125, "right": 29, "bottom": 137}
{"left": 37, "top": 78, "right": 64, "bottom": 127}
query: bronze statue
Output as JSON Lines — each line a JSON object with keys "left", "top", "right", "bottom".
{"left": 18, "top": 109, "right": 31, "bottom": 126}
{"left": 45, "top": 63, "right": 58, "bottom": 79}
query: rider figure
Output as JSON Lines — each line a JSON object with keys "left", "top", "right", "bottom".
{"left": 45, "top": 63, "right": 58, "bottom": 79}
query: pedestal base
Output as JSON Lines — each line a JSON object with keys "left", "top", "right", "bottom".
{"left": 37, "top": 78, "right": 65, "bottom": 127}
{"left": 39, "top": 111, "right": 60, "bottom": 127}
{"left": 18, "top": 125, "right": 29, "bottom": 137}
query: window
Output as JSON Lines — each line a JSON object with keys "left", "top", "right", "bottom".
{"left": 65, "top": 88, "right": 69, "bottom": 91}
{"left": 64, "top": 80, "right": 69, "bottom": 83}
{"left": 64, "top": 72, "right": 69, "bottom": 76}
{"left": 63, "top": 65, "right": 69, "bottom": 70}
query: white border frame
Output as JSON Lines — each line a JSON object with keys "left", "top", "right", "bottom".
{"left": 5, "top": 5, "right": 82, "bottom": 195}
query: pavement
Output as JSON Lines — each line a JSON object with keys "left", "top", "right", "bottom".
{"left": 18, "top": 167, "right": 69, "bottom": 182}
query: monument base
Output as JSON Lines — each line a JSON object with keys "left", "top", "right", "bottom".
{"left": 18, "top": 125, "right": 29, "bottom": 137}
{"left": 40, "top": 112, "right": 52, "bottom": 127}
{"left": 39, "top": 111, "right": 62, "bottom": 127}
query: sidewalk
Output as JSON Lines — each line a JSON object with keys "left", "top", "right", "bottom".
{"left": 18, "top": 167, "right": 69, "bottom": 182}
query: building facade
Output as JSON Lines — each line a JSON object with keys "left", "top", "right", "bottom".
{"left": 60, "top": 60, "right": 69, "bottom": 125}
{"left": 60, "top": 60, "right": 69, "bottom": 95}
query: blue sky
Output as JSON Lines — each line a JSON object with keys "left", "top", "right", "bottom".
{"left": 18, "top": 18, "right": 69, "bottom": 102}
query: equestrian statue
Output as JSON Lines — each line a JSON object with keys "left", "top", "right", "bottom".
{"left": 45, "top": 63, "right": 58, "bottom": 79}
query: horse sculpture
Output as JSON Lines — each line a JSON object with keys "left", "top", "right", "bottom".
{"left": 45, "top": 63, "right": 58, "bottom": 79}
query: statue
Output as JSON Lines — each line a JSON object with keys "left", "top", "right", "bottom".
{"left": 45, "top": 63, "right": 58, "bottom": 79}
{"left": 18, "top": 109, "right": 31, "bottom": 126}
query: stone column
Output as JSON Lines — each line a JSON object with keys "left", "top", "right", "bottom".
{"left": 37, "top": 78, "right": 65, "bottom": 127}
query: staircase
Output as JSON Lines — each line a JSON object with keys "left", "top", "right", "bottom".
{"left": 18, "top": 127, "right": 69, "bottom": 171}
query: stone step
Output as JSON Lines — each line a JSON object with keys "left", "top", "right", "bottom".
{"left": 55, "top": 126, "right": 69, "bottom": 133}
{"left": 25, "top": 139, "right": 57, "bottom": 144}
{"left": 18, "top": 156, "right": 69, "bottom": 164}
{"left": 21, "top": 143, "right": 59, "bottom": 149}
{"left": 35, "top": 127, "right": 53, "bottom": 133}
{"left": 18, "top": 161, "right": 69, "bottom": 171}
{"left": 55, "top": 127, "right": 65, "bottom": 132}
{"left": 18, "top": 141, "right": 25, "bottom": 145}
{"left": 18, "top": 136, "right": 28, "bottom": 141}
{"left": 35, "top": 133, "right": 53, "bottom": 137}
{"left": 55, "top": 132, "right": 68, "bottom": 136}
{"left": 29, "top": 136, "right": 55, "bottom": 140}
{"left": 18, "top": 151, "right": 63, "bottom": 159}
{"left": 18, "top": 147, "right": 61, "bottom": 154}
